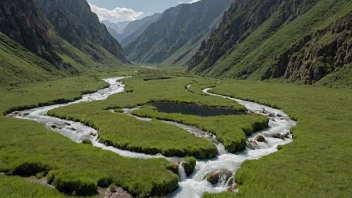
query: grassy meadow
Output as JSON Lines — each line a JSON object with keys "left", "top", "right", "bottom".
{"left": 0, "top": 70, "right": 181, "bottom": 197}
{"left": 133, "top": 105, "right": 268, "bottom": 153}
{"left": 48, "top": 76, "right": 248, "bottom": 158}
{"left": 1, "top": 65, "right": 351, "bottom": 197}
{"left": 203, "top": 80, "right": 352, "bottom": 197}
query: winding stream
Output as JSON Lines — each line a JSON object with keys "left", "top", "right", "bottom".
{"left": 8, "top": 77, "right": 296, "bottom": 198}
{"left": 168, "top": 88, "right": 296, "bottom": 197}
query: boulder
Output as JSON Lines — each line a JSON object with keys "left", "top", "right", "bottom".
{"left": 255, "top": 135, "right": 266, "bottom": 142}
{"left": 260, "top": 108, "right": 268, "bottom": 114}
{"left": 207, "top": 169, "right": 233, "bottom": 185}
{"left": 268, "top": 113, "right": 275, "bottom": 117}
{"left": 90, "top": 132, "right": 97, "bottom": 136}
{"left": 265, "top": 132, "right": 290, "bottom": 140}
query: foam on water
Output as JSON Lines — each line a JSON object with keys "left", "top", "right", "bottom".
{"left": 168, "top": 88, "right": 296, "bottom": 198}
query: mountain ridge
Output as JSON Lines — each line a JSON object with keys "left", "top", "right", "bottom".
{"left": 190, "top": 0, "right": 352, "bottom": 86}
{"left": 125, "top": 0, "right": 233, "bottom": 65}
{"left": 0, "top": 0, "right": 129, "bottom": 85}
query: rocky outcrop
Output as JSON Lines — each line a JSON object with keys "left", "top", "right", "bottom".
{"left": 264, "top": 13, "right": 352, "bottom": 84}
{"left": 33, "top": 0, "right": 129, "bottom": 63}
{"left": 0, "top": 0, "right": 61, "bottom": 66}
{"left": 125, "top": 0, "right": 232, "bottom": 65}
{"left": 189, "top": 0, "right": 288, "bottom": 71}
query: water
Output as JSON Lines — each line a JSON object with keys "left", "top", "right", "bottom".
{"left": 7, "top": 77, "right": 167, "bottom": 160}
{"left": 178, "top": 162, "right": 187, "bottom": 182}
{"left": 169, "top": 88, "right": 296, "bottom": 198}
{"left": 121, "top": 107, "right": 226, "bottom": 155}
{"left": 8, "top": 77, "right": 296, "bottom": 197}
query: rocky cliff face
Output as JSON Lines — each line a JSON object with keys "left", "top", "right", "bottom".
{"left": 268, "top": 13, "right": 352, "bottom": 84}
{"left": 0, "top": 0, "right": 61, "bottom": 66}
{"left": 125, "top": 0, "right": 232, "bottom": 64}
{"left": 190, "top": 0, "right": 352, "bottom": 85}
{"left": 190, "top": 0, "right": 287, "bottom": 70}
{"left": 34, "top": 0, "right": 129, "bottom": 63}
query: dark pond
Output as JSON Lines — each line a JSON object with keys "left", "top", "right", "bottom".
{"left": 151, "top": 102, "right": 244, "bottom": 117}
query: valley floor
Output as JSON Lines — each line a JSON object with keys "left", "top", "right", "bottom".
{"left": 0, "top": 67, "right": 351, "bottom": 197}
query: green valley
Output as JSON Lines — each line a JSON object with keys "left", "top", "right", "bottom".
{"left": 0, "top": 0, "right": 351, "bottom": 197}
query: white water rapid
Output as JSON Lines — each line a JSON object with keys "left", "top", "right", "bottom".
{"left": 168, "top": 88, "right": 296, "bottom": 197}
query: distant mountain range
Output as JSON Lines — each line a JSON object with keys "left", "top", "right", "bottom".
{"left": 101, "top": 13, "right": 162, "bottom": 47}
{"left": 101, "top": 20, "right": 130, "bottom": 35}
{"left": 0, "top": 0, "right": 129, "bottom": 85}
{"left": 120, "top": 13, "right": 162, "bottom": 47}
{"left": 124, "top": 0, "right": 233, "bottom": 65}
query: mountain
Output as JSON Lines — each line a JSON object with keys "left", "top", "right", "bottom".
{"left": 0, "top": 0, "right": 65, "bottom": 84}
{"left": 101, "top": 20, "right": 130, "bottom": 34}
{"left": 190, "top": 0, "right": 352, "bottom": 85}
{"left": 106, "top": 27, "right": 123, "bottom": 42}
{"left": 120, "top": 13, "right": 161, "bottom": 47}
{"left": 0, "top": 0, "right": 129, "bottom": 85}
{"left": 124, "top": 0, "right": 233, "bottom": 65}
{"left": 34, "top": 0, "right": 129, "bottom": 63}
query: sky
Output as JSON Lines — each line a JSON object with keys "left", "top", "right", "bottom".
{"left": 87, "top": 0, "right": 200, "bottom": 23}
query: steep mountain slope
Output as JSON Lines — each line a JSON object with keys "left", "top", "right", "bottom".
{"left": 190, "top": 0, "right": 352, "bottom": 85}
{"left": 106, "top": 27, "right": 123, "bottom": 42}
{"left": 125, "top": 0, "right": 233, "bottom": 65}
{"left": 0, "top": 0, "right": 129, "bottom": 85}
{"left": 120, "top": 13, "right": 161, "bottom": 47}
{"left": 34, "top": 0, "right": 129, "bottom": 63}
{"left": 0, "top": 0, "right": 61, "bottom": 67}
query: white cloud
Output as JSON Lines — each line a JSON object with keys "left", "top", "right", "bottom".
{"left": 178, "top": 0, "right": 200, "bottom": 4}
{"left": 89, "top": 3, "right": 144, "bottom": 23}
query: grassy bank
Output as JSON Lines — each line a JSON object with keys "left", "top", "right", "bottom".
{"left": 0, "top": 72, "right": 180, "bottom": 197}
{"left": 48, "top": 110, "right": 217, "bottom": 159}
{"left": 0, "top": 175, "right": 66, "bottom": 198}
{"left": 133, "top": 105, "right": 268, "bottom": 153}
{"left": 204, "top": 80, "right": 352, "bottom": 197}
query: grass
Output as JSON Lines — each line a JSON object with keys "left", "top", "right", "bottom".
{"left": 0, "top": 175, "right": 66, "bottom": 198}
{"left": 0, "top": 33, "right": 66, "bottom": 85}
{"left": 192, "top": 0, "right": 352, "bottom": 86}
{"left": 133, "top": 105, "right": 268, "bottom": 153}
{"left": 49, "top": 110, "right": 218, "bottom": 159}
{"left": 203, "top": 79, "right": 352, "bottom": 197}
{"left": 47, "top": 76, "right": 248, "bottom": 158}
{"left": 0, "top": 72, "right": 180, "bottom": 197}
{"left": 0, "top": 29, "right": 131, "bottom": 86}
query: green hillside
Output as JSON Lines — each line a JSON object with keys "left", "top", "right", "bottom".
{"left": 190, "top": 0, "right": 352, "bottom": 87}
